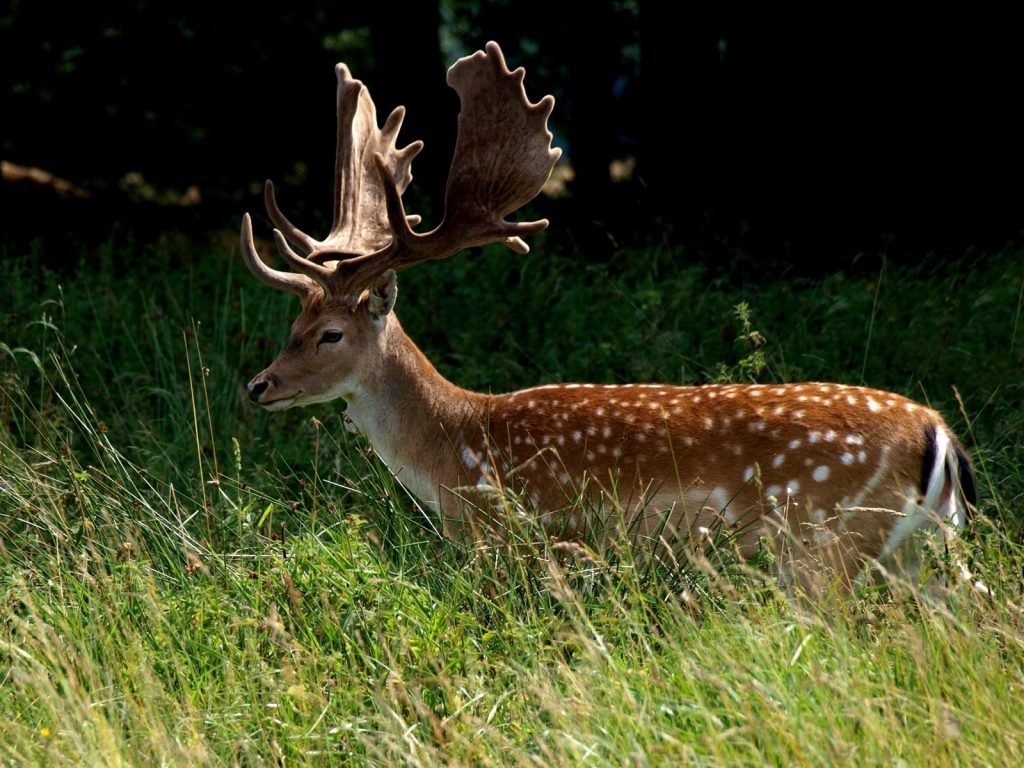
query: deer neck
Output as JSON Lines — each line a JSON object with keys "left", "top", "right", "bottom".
{"left": 341, "top": 313, "right": 487, "bottom": 512}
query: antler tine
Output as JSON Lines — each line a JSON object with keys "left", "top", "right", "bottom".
{"left": 272, "top": 230, "right": 334, "bottom": 288}
{"left": 239, "top": 213, "right": 318, "bottom": 299}
{"left": 324, "top": 41, "right": 561, "bottom": 300}
{"left": 265, "top": 180, "right": 319, "bottom": 254}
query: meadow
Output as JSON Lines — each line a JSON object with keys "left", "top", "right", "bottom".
{"left": 1, "top": 229, "right": 1022, "bottom": 765}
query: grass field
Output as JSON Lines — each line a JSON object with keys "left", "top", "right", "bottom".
{"left": 1, "top": 230, "right": 1022, "bottom": 765}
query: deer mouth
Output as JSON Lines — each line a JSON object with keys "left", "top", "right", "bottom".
{"left": 260, "top": 396, "right": 296, "bottom": 411}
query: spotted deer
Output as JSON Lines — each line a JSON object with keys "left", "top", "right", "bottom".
{"left": 241, "top": 42, "right": 978, "bottom": 595}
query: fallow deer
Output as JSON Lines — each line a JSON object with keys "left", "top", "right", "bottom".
{"left": 241, "top": 42, "right": 979, "bottom": 596}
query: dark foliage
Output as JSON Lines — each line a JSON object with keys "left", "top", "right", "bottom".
{"left": 2, "top": 2, "right": 1022, "bottom": 273}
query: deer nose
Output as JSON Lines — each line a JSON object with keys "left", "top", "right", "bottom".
{"left": 248, "top": 379, "right": 270, "bottom": 402}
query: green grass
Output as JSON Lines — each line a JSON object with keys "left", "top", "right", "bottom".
{"left": 1, "top": 231, "right": 1023, "bottom": 765}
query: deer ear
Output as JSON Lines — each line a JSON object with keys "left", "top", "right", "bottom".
{"left": 368, "top": 269, "right": 398, "bottom": 318}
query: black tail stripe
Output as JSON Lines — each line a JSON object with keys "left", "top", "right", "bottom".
{"left": 919, "top": 423, "right": 938, "bottom": 497}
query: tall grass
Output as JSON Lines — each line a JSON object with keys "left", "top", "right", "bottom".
{"left": 1, "top": 233, "right": 1022, "bottom": 764}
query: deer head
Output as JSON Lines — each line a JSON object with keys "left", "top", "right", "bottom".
{"left": 242, "top": 42, "right": 560, "bottom": 410}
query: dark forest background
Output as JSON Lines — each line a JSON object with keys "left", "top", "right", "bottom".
{"left": 2, "top": 1, "right": 1022, "bottom": 272}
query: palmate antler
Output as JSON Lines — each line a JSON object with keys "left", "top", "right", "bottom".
{"left": 241, "top": 41, "right": 561, "bottom": 303}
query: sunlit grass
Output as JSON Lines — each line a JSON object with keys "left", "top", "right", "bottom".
{"left": 1, "top": 235, "right": 1022, "bottom": 764}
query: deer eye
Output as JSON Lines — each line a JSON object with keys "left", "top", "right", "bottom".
{"left": 318, "top": 330, "right": 344, "bottom": 345}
